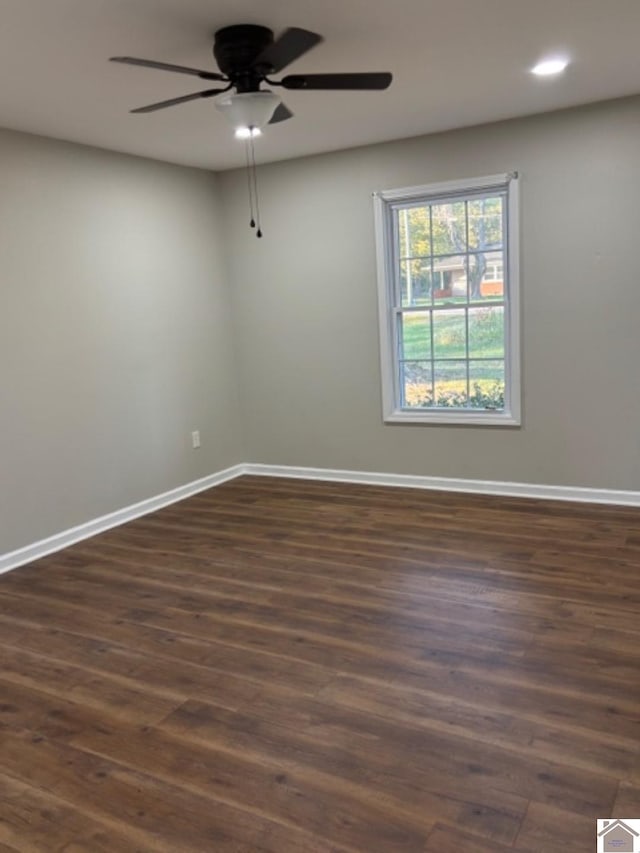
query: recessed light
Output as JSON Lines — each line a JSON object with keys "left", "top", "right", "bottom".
{"left": 531, "top": 57, "right": 569, "bottom": 76}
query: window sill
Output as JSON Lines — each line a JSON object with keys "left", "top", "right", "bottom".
{"left": 384, "top": 409, "right": 521, "bottom": 427}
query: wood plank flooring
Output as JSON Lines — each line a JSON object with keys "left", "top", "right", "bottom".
{"left": 1, "top": 475, "right": 639, "bottom": 851}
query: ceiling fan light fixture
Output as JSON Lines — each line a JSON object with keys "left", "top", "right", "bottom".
{"left": 215, "top": 91, "right": 281, "bottom": 135}
{"left": 234, "top": 126, "right": 262, "bottom": 140}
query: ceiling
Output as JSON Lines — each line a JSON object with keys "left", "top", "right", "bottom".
{"left": 1, "top": 0, "right": 640, "bottom": 171}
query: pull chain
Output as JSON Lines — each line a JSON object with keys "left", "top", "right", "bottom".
{"left": 244, "top": 140, "right": 255, "bottom": 229}
{"left": 249, "top": 134, "right": 262, "bottom": 238}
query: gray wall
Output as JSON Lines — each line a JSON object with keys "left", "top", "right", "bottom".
{"left": 3, "top": 96, "right": 639, "bottom": 557}
{"left": 219, "top": 96, "right": 640, "bottom": 492}
{"left": 0, "top": 130, "right": 242, "bottom": 554}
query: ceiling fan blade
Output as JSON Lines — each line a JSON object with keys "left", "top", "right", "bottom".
{"left": 252, "top": 28, "right": 322, "bottom": 74}
{"left": 281, "top": 72, "right": 392, "bottom": 90}
{"left": 130, "top": 89, "right": 227, "bottom": 114}
{"left": 110, "top": 56, "right": 226, "bottom": 82}
{"left": 269, "top": 102, "right": 294, "bottom": 124}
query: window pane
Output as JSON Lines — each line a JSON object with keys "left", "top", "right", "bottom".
{"left": 469, "top": 360, "right": 505, "bottom": 409}
{"left": 433, "top": 309, "right": 467, "bottom": 359}
{"left": 400, "top": 259, "right": 432, "bottom": 306}
{"left": 482, "top": 250, "right": 504, "bottom": 282}
{"left": 401, "top": 361, "right": 433, "bottom": 407}
{"left": 469, "top": 306, "right": 505, "bottom": 358}
{"left": 468, "top": 196, "right": 503, "bottom": 251}
{"left": 434, "top": 360, "right": 468, "bottom": 407}
{"left": 432, "top": 255, "right": 467, "bottom": 304}
{"left": 431, "top": 201, "right": 466, "bottom": 254}
{"left": 398, "top": 205, "right": 431, "bottom": 258}
{"left": 468, "top": 251, "right": 504, "bottom": 301}
{"left": 399, "top": 312, "right": 431, "bottom": 360}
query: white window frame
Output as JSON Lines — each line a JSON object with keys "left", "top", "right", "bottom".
{"left": 373, "top": 173, "right": 521, "bottom": 426}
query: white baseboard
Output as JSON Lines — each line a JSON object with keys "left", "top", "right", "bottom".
{"left": 3, "top": 461, "right": 639, "bottom": 575}
{"left": 245, "top": 463, "right": 640, "bottom": 507}
{"left": 0, "top": 464, "right": 247, "bottom": 576}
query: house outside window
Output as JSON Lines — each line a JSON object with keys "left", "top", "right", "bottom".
{"left": 373, "top": 173, "right": 520, "bottom": 425}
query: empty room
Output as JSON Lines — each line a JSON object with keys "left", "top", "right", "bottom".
{"left": 1, "top": 1, "right": 639, "bottom": 851}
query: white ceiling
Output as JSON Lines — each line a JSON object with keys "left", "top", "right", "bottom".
{"left": 1, "top": 0, "right": 639, "bottom": 171}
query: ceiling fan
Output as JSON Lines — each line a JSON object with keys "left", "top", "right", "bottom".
{"left": 111, "top": 24, "right": 393, "bottom": 131}
{"left": 112, "top": 25, "right": 392, "bottom": 237}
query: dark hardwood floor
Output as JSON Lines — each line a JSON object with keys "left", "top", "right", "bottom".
{"left": 1, "top": 475, "right": 639, "bottom": 851}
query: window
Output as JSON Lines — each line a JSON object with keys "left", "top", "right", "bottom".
{"left": 374, "top": 173, "right": 520, "bottom": 425}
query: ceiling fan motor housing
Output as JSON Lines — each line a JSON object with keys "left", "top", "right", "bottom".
{"left": 213, "top": 25, "right": 274, "bottom": 91}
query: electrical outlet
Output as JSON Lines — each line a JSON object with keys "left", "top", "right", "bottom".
{"left": 191, "top": 430, "right": 201, "bottom": 449}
